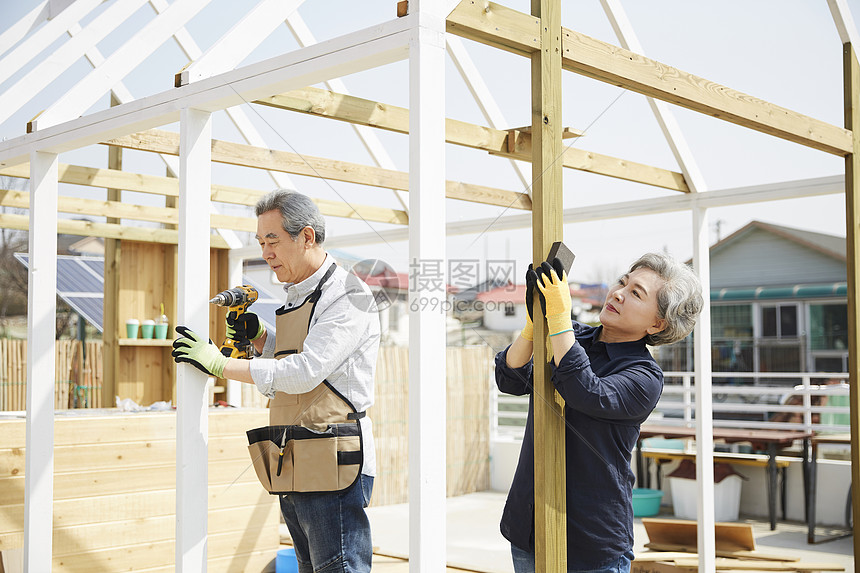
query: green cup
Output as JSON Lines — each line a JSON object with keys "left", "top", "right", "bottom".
{"left": 125, "top": 319, "right": 139, "bottom": 339}
{"left": 140, "top": 320, "right": 155, "bottom": 339}
{"left": 154, "top": 323, "right": 169, "bottom": 339}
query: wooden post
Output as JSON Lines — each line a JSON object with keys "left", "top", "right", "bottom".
{"left": 24, "top": 150, "right": 58, "bottom": 572}
{"left": 103, "top": 93, "right": 122, "bottom": 408}
{"left": 176, "top": 107, "right": 212, "bottom": 572}
{"left": 407, "top": 3, "right": 447, "bottom": 570}
{"left": 531, "top": 0, "right": 566, "bottom": 571}
{"left": 842, "top": 41, "right": 860, "bottom": 566}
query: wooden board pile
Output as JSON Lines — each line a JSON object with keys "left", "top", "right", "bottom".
{"left": 632, "top": 518, "right": 845, "bottom": 573}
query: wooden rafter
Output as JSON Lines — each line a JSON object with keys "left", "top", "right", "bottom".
{"left": 0, "top": 163, "right": 409, "bottom": 226}
{"left": 102, "top": 129, "right": 532, "bottom": 210}
{"left": 447, "top": 0, "right": 853, "bottom": 157}
{"left": 0, "top": 212, "right": 229, "bottom": 248}
{"left": 256, "top": 87, "right": 689, "bottom": 192}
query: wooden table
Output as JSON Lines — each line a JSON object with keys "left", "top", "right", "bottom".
{"left": 637, "top": 424, "right": 812, "bottom": 530}
{"left": 807, "top": 433, "right": 852, "bottom": 544}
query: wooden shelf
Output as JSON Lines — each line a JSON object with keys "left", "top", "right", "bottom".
{"left": 118, "top": 338, "right": 173, "bottom": 347}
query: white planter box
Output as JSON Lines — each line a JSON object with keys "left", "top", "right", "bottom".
{"left": 669, "top": 475, "right": 743, "bottom": 522}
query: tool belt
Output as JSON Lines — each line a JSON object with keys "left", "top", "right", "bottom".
{"left": 246, "top": 263, "right": 364, "bottom": 494}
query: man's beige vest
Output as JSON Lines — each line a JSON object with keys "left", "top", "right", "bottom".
{"left": 247, "top": 264, "right": 364, "bottom": 494}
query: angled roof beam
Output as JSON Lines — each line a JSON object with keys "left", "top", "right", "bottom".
{"left": 0, "top": 0, "right": 149, "bottom": 129}
{"left": 828, "top": 0, "right": 860, "bottom": 47}
{"left": 31, "top": 0, "right": 215, "bottom": 131}
{"left": 175, "top": 0, "right": 306, "bottom": 86}
{"left": 0, "top": 1, "right": 49, "bottom": 58}
{"left": 446, "top": 0, "right": 853, "bottom": 156}
{"left": 599, "top": 0, "right": 705, "bottom": 194}
{"left": 0, "top": 0, "right": 102, "bottom": 86}
{"left": 446, "top": 35, "right": 530, "bottom": 191}
{"left": 0, "top": 162, "right": 408, "bottom": 225}
{"left": 255, "top": 86, "right": 689, "bottom": 192}
{"left": 102, "top": 128, "right": 531, "bottom": 210}
{"left": 145, "top": 0, "right": 300, "bottom": 195}
{"left": 286, "top": 11, "right": 411, "bottom": 216}
{"left": 324, "top": 174, "right": 846, "bottom": 248}
{"left": 0, "top": 15, "right": 413, "bottom": 168}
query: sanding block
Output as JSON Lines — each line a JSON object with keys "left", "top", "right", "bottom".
{"left": 546, "top": 241, "right": 575, "bottom": 274}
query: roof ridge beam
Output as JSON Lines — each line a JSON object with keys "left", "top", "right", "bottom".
{"left": 255, "top": 86, "right": 689, "bottom": 192}
{"left": 446, "top": 0, "right": 853, "bottom": 156}
{"left": 102, "top": 128, "right": 532, "bottom": 210}
{"left": 176, "top": 0, "right": 307, "bottom": 86}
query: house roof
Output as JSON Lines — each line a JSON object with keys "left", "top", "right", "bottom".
{"left": 476, "top": 284, "right": 598, "bottom": 305}
{"left": 711, "top": 220, "right": 845, "bottom": 261}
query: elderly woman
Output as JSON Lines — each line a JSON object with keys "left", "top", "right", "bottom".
{"left": 496, "top": 252, "right": 703, "bottom": 573}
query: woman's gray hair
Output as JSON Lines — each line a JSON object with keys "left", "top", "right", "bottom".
{"left": 629, "top": 253, "right": 704, "bottom": 346}
{"left": 254, "top": 190, "right": 326, "bottom": 245}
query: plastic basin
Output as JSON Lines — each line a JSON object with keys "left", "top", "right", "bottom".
{"left": 632, "top": 488, "right": 664, "bottom": 517}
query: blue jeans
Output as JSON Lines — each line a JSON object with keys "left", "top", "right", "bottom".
{"left": 279, "top": 475, "right": 374, "bottom": 573}
{"left": 511, "top": 544, "right": 634, "bottom": 573}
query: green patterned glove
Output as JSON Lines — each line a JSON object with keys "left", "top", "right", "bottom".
{"left": 171, "top": 325, "right": 229, "bottom": 377}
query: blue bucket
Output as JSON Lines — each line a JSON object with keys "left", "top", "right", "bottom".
{"left": 276, "top": 547, "right": 298, "bottom": 573}
{"left": 632, "top": 488, "right": 664, "bottom": 517}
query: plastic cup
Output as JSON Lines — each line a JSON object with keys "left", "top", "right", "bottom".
{"left": 154, "top": 322, "right": 169, "bottom": 339}
{"left": 125, "top": 319, "right": 140, "bottom": 339}
{"left": 140, "top": 319, "right": 155, "bottom": 339}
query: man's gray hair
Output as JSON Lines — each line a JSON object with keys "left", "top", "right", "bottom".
{"left": 255, "top": 190, "right": 326, "bottom": 245}
{"left": 628, "top": 253, "right": 704, "bottom": 346}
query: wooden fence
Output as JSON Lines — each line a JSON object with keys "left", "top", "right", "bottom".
{"left": 0, "top": 339, "right": 103, "bottom": 411}
{"left": 0, "top": 341, "right": 493, "bottom": 506}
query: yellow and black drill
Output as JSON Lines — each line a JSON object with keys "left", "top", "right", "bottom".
{"left": 209, "top": 285, "right": 259, "bottom": 359}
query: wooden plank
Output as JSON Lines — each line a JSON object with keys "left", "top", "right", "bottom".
{"left": 0, "top": 410, "right": 268, "bottom": 448}
{"left": 843, "top": 42, "right": 860, "bottom": 564}
{"left": 43, "top": 526, "right": 278, "bottom": 573}
{"left": 257, "top": 87, "right": 688, "bottom": 192}
{"left": 531, "top": 1, "right": 566, "bottom": 571}
{"left": 671, "top": 558, "right": 845, "bottom": 571}
{"left": 104, "top": 129, "right": 530, "bottom": 210}
{"left": 0, "top": 212, "right": 230, "bottom": 248}
{"left": 446, "top": 1, "right": 853, "bottom": 156}
{"left": 642, "top": 518, "right": 756, "bottom": 552}
{"left": 0, "top": 163, "right": 409, "bottom": 225}
{"left": 642, "top": 545, "right": 799, "bottom": 562}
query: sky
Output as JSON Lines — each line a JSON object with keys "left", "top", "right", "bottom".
{"left": 0, "top": 0, "right": 856, "bottom": 287}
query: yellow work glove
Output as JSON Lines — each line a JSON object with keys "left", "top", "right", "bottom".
{"left": 536, "top": 258, "right": 572, "bottom": 337}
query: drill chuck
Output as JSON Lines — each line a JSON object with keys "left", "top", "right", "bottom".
{"left": 209, "top": 285, "right": 258, "bottom": 307}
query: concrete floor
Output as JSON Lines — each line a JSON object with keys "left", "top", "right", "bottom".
{"left": 280, "top": 491, "right": 855, "bottom": 572}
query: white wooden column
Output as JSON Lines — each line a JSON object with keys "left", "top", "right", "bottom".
{"left": 407, "top": 3, "right": 447, "bottom": 571}
{"left": 24, "top": 150, "right": 58, "bottom": 573}
{"left": 691, "top": 201, "right": 715, "bottom": 569}
{"left": 176, "top": 107, "right": 212, "bottom": 572}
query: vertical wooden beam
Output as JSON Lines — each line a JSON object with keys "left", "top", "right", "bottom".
{"left": 691, "top": 204, "right": 716, "bottom": 570}
{"left": 531, "top": 0, "right": 566, "bottom": 571}
{"left": 842, "top": 41, "right": 860, "bottom": 564}
{"left": 24, "top": 150, "right": 58, "bottom": 572}
{"left": 102, "top": 93, "right": 122, "bottom": 408}
{"left": 164, "top": 166, "right": 178, "bottom": 404}
{"left": 176, "top": 107, "right": 211, "bottom": 573}
{"left": 407, "top": 3, "right": 447, "bottom": 571}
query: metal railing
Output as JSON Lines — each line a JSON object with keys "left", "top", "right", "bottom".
{"left": 492, "top": 371, "right": 850, "bottom": 440}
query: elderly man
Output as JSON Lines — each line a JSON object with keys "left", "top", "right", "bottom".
{"left": 172, "top": 190, "right": 380, "bottom": 573}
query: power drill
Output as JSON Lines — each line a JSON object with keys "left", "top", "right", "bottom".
{"left": 209, "top": 285, "right": 259, "bottom": 359}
